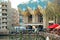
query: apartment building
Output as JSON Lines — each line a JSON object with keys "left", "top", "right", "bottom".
{"left": 0, "top": 0, "right": 19, "bottom": 34}
{"left": 11, "top": 8, "right": 19, "bottom": 26}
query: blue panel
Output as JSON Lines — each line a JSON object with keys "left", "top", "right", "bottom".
{"left": 18, "top": 0, "right": 54, "bottom": 11}
{"left": 37, "top": 0, "right": 48, "bottom": 9}
{"left": 27, "top": 2, "right": 38, "bottom": 10}
{"left": 18, "top": 4, "right": 27, "bottom": 11}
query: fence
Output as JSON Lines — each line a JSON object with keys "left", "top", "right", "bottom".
{"left": 19, "top": 30, "right": 60, "bottom": 40}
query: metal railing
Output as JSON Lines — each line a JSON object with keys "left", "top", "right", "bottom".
{"left": 19, "top": 30, "right": 60, "bottom": 40}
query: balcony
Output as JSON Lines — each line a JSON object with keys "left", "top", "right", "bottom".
{"left": 2, "top": 2, "right": 7, "bottom": 5}
{"left": 20, "top": 23, "right": 43, "bottom": 26}
{"left": 23, "top": 20, "right": 43, "bottom": 24}
{"left": 1, "top": 6, "right": 7, "bottom": 9}
{"left": 2, "top": 24, "right": 7, "bottom": 26}
{"left": 2, "top": 19, "right": 7, "bottom": 22}
{"left": 2, "top": 10, "right": 7, "bottom": 13}
{"left": 2, "top": 16, "right": 7, "bottom": 17}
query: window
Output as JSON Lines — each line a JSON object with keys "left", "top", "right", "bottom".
{"left": 2, "top": 22, "right": 7, "bottom": 24}
{"left": 20, "top": 19, "right": 23, "bottom": 22}
{"left": 29, "top": 15, "right": 32, "bottom": 18}
{"left": 0, "top": 27, "right": 1, "bottom": 29}
{"left": 28, "top": 15, "right": 32, "bottom": 23}
{"left": 5, "top": 9, "right": 7, "bottom": 11}
{"left": 2, "top": 13, "right": 7, "bottom": 16}
{"left": 2, "top": 18, "right": 7, "bottom": 20}
{"left": 20, "top": 16, "right": 23, "bottom": 19}
{"left": 38, "top": 14, "right": 43, "bottom": 23}
{"left": 6, "top": 26, "right": 7, "bottom": 29}
{"left": 2, "top": 9, "right": 7, "bottom": 12}
{"left": 2, "top": 5, "right": 4, "bottom": 7}
{"left": 2, "top": 9, "right": 4, "bottom": 11}
{"left": 5, "top": 5, "right": 7, "bottom": 7}
{"left": 2, "top": 26, "right": 4, "bottom": 28}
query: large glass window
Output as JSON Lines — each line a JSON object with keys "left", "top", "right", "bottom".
{"left": 20, "top": 19, "right": 23, "bottom": 23}
{"left": 38, "top": 14, "right": 43, "bottom": 23}
{"left": 20, "top": 16, "right": 23, "bottom": 25}
{"left": 28, "top": 15, "right": 32, "bottom": 23}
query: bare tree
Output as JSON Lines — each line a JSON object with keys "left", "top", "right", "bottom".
{"left": 45, "top": 2, "right": 60, "bottom": 24}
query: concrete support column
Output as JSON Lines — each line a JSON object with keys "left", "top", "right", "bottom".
{"left": 43, "top": 14, "right": 49, "bottom": 28}
{"left": 32, "top": 15, "right": 38, "bottom": 23}
{"left": 35, "top": 15, "right": 38, "bottom": 23}
{"left": 23, "top": 16, "right": 28, "bottom": 23}
{"left": 32, "top": 15, "right": 36, "bottom": 23}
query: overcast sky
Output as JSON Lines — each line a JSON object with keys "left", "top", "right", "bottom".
{"left": 10, "top": 0, "right": 30, "bottom": 10}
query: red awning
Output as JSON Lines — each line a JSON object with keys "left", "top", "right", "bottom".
{"left": 48, "top": 24, "right": 59, "bottom": 29}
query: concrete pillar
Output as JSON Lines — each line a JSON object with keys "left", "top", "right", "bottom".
{"left": 35, "top": 15, "right": 38, "bottom": 23}
{"left": 23, "top": 16, "right": 28, "bottom": 23}
{"left": 32, "top": 15, "right": 36, "bottom": 23}
{"left": 32, "top": 15, "right": 38, "bottom": 23}
{"left": 43, "top": 14, "right": 49, "bottom": 28}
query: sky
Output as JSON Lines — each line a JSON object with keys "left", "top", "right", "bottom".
{"left": 9, "top": 0, "right": 48, "bottom": 10}
{"left": 10, "top": 0, "right": 30, "bottom": 10}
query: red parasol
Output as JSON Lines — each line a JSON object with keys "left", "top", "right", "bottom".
{"left": 55, "top": 25, "right": 60, "bottom": 29}
{"left": 48, "top": 24, "right": 59, "bottom": 29}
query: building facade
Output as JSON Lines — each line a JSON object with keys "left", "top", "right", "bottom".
{"left": 18, "top": 6, "right": 44, "bottom": 30}
{"left": 0, "top": 0, "right": 19, "bottom": 34}
{"left": 18, "top": 1, "right": 55, "bottom": 30}
{"left": 0, "top": 0, "right": 11, "bottom": 34}
{"left": 11, "top": 8, "right": 19, "bottom": 26}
